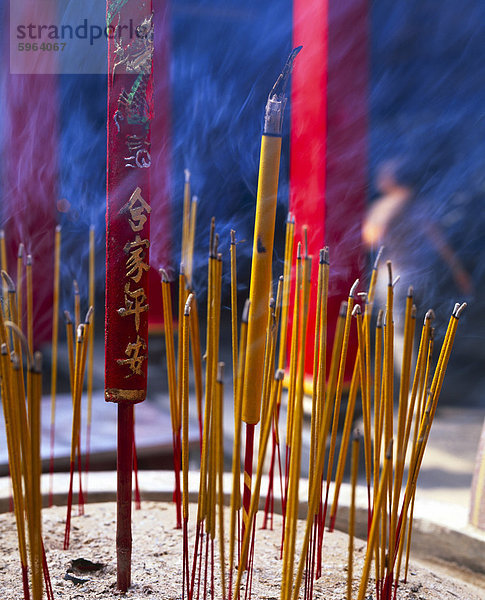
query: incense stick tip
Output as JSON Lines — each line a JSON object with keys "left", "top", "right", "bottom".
{"left": 352, "top": 304, "right": 362, "bottom": 317}
{"left": 242, "top": 299, "right": 250, "bottom": 323}
{"left": 376, "top": 308, "right": 384, "bottom": 327}
{"left": 319, "top": 247, "right": 329, "bottom": 265}
{"left": 339, "top": 300, "right": 348, "bottom": 316}
{"left": 73, "top": 279, "right": 79, "bottom": 295}
{"left": 55, "top": 224, "right": 62, "bottom": 233}
{"left": 26, "top": 253, "right": 32, "bottom": 266}
{"left": 407, "top": 285, "right": 414, "bottom": 297}
{"left": 85, "top": 306, "right": 94, "bottom": 324}
{"left": 34, "top": 351, "right": 43, "bottom": 373}
{"left": 1, "top": 270, "right": 15, "bottom": 293}
{"left": 392, "top": 275, "right": 400, "bottom": 288}
{"left": 159, "top": 268, "right": 170, "bottom": 283}
{"left": 275, "top": 368, "right": 285, "bottom": 381}
{"left": 455, "top": 302, "right": 467, "bottom": 318}
{"left": 184, "top": 168, "right": 191, "bottom": 183}
{"left": 0, "top": 343, "right": 7, "bottom": 355}
{"left": 230, "top": 229, "right": 236, "bottom": 244}
{"left": 349, "top": 278, "right": 359, "bottom": 298}
{"left": 0, "top": 229, "right": 4, "bottom": 239}
{"left": 352, "top": 428, "right": 362, "bottom": 443}
{"left": 373, "top": 245, "right": 384, "bottom": 270}
{"left": 217, "top": 362, "right": 224, "bottom": 383}
{"left": 425, "top": 308, "right": 435, "bottom": 322}
{"left": 64, "top": 310, "right": 72, "bottom": 324}
{"left": 411, "top": 304, "right": 417, "bottom": 318}
{"left": 17, "top": 243, "right": 24, "bottom": 259}
{"left": 184, "top": 293, "right": 194, "bottom": 316}
{"left": 296, "top": 242, "right": 302, "bottom": 259}
{"left": 386, "top": 260, "right": 393, "bottom": 284}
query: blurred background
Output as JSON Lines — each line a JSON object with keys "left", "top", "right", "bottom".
{"left": 0, "top": 0, "right": 484, "bottom": 524}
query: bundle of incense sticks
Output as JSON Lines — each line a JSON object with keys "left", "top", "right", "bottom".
{"left": 0, "top": 269, "right": 54, "bottom": 600}
{"left": 153, "top": 50, "right": 467, "bottom": 600}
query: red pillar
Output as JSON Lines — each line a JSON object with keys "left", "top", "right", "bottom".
{"left": 290, "top": 0, "right": 368, "bottom": 382}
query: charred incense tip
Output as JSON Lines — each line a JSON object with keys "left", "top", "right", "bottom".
{"left": 286, "top": 211, "right": 293, "bottom": 223}
{"left": 26, "top": 254, "right": 32, "bottom": 267}
{"left": 319, "top": 246, "right": 329, "bottom": 265}
{"left": 159, "top": 268, "right": 170, "bottom": 283}
{"left": 184, "top": 168, "right": 191, "bottom": 183}
{"left": 217, "top": 362, "right": 225, "bottom": 383}
{"left": 269, "top": 297, "right": 276, "bottom": 309}
{"left": 352, "top": 428, "right": 362, "bottom": 443}
{"left": 452, "top": 302, "right": 460, "bottom": 317}
{"left": 385, "top": 439, "right": 394, "bottom": 459}
{"left": 430, "top": 327, "right": 435, "bottom": 341}
{"left": 339, "top": 300, "right": 348, "bottom": 317}
{"left": 214, "top": 233, "right": 220, "bottom": 257}
{"left": 269, "top": 46, "right": 302, "bottom": 100}
{"left": 192, "top": 194, "right": 198, "bottom": 204}
{"left": 373, "top": 245, "right": 384, "bottom": 270}
{"left": 10, "top": 352, "right": 20, "bottom": 370}
{"left": 296, "top": 242, "right": 302, "bottom": 260}
{"left": 73, "top": 280, "right": 80, "bottom": 296}
{"left": 209, "top": 217, "right": 216, "bottom": 257}
{"left": 357, "top": 291, "right": 368, "bottom": 302}
{"left": 425, "top": 308, "right": 435, "bottom": 322}
{"left": 0, "top": 343, "right": 7, "bottom": 355}
{"left": 230, "top": 229, "right": 236, "bottom": 245}
{"left": 17, "top": 243, "right": 24, "bottom": 259}
{"left": 179, "top": 262, "right": 185, "bottom": 276}
{"left": 455, "top": 302, "right": 467, "bottom": 319}
{"left": 349, "top": 278, "right": 360, "bottom": 298}
{"left": 184, "top": 293, "right": 194, "bottom": 316}
{"left": 407, "top": 285, "right": 414, "bottom": 297}
{"left": 55, "top": 224, "right": 62, "bottom": 233}
{"left": 1, "top": 271, "right": 16, "bottom": 293}
{"left": 0, "top": 229, "right": 4, "bottom": 239}
{"left": 64, "top": 310, "right": 72, "bottom": 324}
{"left": 89, "top": 223, "right": 95, "bottom": 233}
{"left": 84, "top": 306, "right": 94, "bottom": 324}
{"left": 33, "top": 351, "right": 43, "bottom": 374}
{"left": 392, "top": 275, "right": 400, "bottom": 288}
{"left": 242, "top": 299, "right": 250, "bottom": 323}
{"left": 411, "top": 304, "right": 417, "bottom": 318}
{"left": 387, "top": 260, "right": 393, "bottom": 285}
{"left": 376, "top": 309, "right": 384, "bottom": 328}
{"left": 275, "top": 368, "right": 285, "bottom": 381}
{"left": 352, "top": 304, "right": 362, "bottom": 317}
{"left": 76, "top": 324, "right": 85, "bottom": 343}
{"left": 279, "top": 275, "right": 284, "bottom": 283}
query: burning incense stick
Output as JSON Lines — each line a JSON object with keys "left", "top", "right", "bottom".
{"left": 49, "top": 225, "right": 61, "bottom": 506}
{"left": 160, "top": 268, "right": 182, "bottom": 528}
{"left": 241, "top": 48, "right": 301, "bottom": 532}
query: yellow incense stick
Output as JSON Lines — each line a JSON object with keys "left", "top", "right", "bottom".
{"left": 234, "top": 370, "right": 284, "bottom": 600}
{"left": 228, "top": 299, "right": 249, "bottom": 591}
{"left": 278, "top": 214, "right": 295, "bottom": 372}
{"left": 50, "top": 226, "right": 61, "bottom": 471}
{"left": 17, "top": 244, "right": 24, "bottom": 332}
{"left": 347, "top": 432, "right": 360, "bottom": 600}
{"left": 357, "top": 441, "right": 393, "bottom": 600}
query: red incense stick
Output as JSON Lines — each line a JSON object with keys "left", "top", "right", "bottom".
{"left": 106, "top": 0, "right": 153, "bottom": 591}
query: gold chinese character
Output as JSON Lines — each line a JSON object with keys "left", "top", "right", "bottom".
{"left": 117, "top": 335, "right": 147, "bottom": 376}
{"left": 117, "top": 282, "right": 149, "bottom": 331}
{"left": 122, "top": 187, "right": 151, "bottom": 232}
{"left": 124, "top": 235, "right": 150, "bottom": 283}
